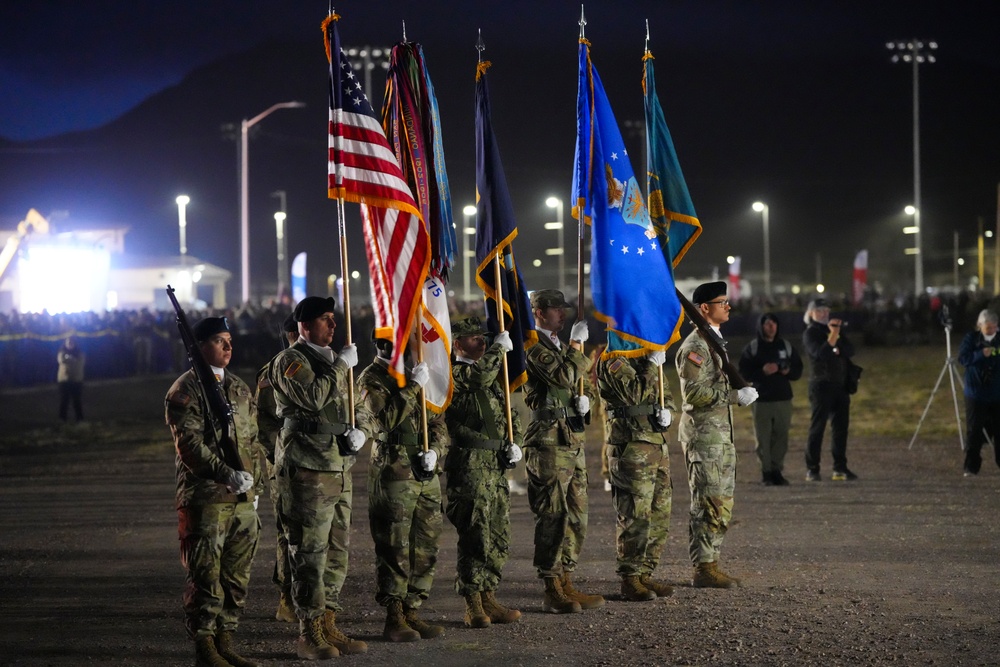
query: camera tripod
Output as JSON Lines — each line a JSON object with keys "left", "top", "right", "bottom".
{"left": 908, "top": 322, "right": 965, "bottom": 450}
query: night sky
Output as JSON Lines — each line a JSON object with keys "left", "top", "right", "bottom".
{"left": 2, "top": 0, "right": 999, "bottom": 302}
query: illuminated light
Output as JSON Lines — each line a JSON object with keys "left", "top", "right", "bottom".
{"left": 726, "top": 255, "right": 735, "bottom": 264}
{"left": 532, "top": 259, "right": 542, "bottom": 267}
{"left": 544, "top": 222, "right": 563, "bottom": 230}
{"left": 462, "top": 205, "right": 477, "bottom": 216}
{"left": 464, "top": 228, "right": 476, "bottom": 235}
{"left": 752, "top": 201, "right": 765, "bottom": 212}
{"left": 20, "top": 245, "right": 111, "bottom": 313}
{"left": 903, "top": 226, "right": 919, "bottom": 234}
{"left": 545, "top": 197, "right": 561, "bottom": 208}
{"left": 904, "top": 248, "right": 920, "bottom": 255}
{"left": 192, "top": 271, "right": 203, "bottom": 283}
{"left": 957, "top": 258, "right": 965, "bottom": 266}
{"left": 583, "top": 262, "right": 591, "bottom": 275}
{"left": 106, "top": 291, "right": 118, "bottom": 310}
{"left": 816, "top": 284, "right": 826, "bottom": 293}
{"left": 791, "top": 285, "right": 801, "bottom": 295}
{"left": 986, "top": 230, "right": 994, "bottom": 238}
{"left": 545, "top": 248, "right": 563, "bottom": 256}
{"left": 904, "top": 205, "right": 916, "bottom": 215}
{"left": 351, "top": 270, "right": 360, "bottom": 280}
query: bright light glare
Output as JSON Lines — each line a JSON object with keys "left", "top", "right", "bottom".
{"left": 532, "top": 259, "right": 542, "bottom": 267}
{"left": 791, "top": 285, "right": 801, "bottom": 295}
{"left": 904, "top": 205, "right": 916, "bottom": 215}
{"left": 546, "top": 197, "right": 561, "bottom": 208}
{"left": 351, "top": 270, "right": 360, "bottom": 280}
{"left": 752, "top": 201, "right": 766, "bottom": 212}
{"left": 20, "top": 245, "right": 110, "bottom": 313}
{"left": 726, "top": 255, "right": 735, "bottom": 264}
{"left": 816, "top": 284, "right": 826, "bottom": 293}
{"left": 462, "top": 205, "right": 477, "bottom": 216}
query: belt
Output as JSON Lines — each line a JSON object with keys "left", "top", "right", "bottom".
{"left": 377, "top": 432, "right": 420, "bottom": 447}
{"left": 532, "top": 406, "right": 570, "bottom": 421}
{"left": 607, "top": 404, "right": 657, "bottom": 419}
{"left": 283, "top": 418, "right": 349, "bottom": 436}
{"left": 452, "top": 436, "right": 505, "bottom": 451}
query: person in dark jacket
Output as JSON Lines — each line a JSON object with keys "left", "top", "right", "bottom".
{"left": 739, "top": 313, "right": 803, "bottom": 485}
{"left": 802, "top": 299, "right": 857, "bottom": 482}
{"left": 958, "top": 309, "right": 1000, "bottom": 476}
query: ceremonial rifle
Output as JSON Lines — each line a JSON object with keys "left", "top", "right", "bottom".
{"left": 166, "top": 286, "right": 246, "bottom": 474}
{"left": 675, "top": 288, "right": 749, "bottom": 389}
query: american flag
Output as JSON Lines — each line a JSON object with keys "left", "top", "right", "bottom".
{"left": 324, "top": 14, "right": 429, "bottom": 386}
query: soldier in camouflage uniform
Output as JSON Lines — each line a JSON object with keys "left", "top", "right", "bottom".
{"left": 675, "top": 282, "right": 758, "bottom": 589}
{"left": 165, "top": 316, "right": 261, "bottom": 667}
{"left": 253, "top": 313, "right": 299, "bottom": 623}
{"left": 444, "top": 317, "right": 523, "bottom": 628}
{"left": 268, "top": 297, "right": 367, "bottom": 660}
{"left": 356, "top": 332, "right": 447, "bottom": 642}
{"left": 597, "top": 348, "right": 676, "bottom": 601}
{"left": 524, "top": 289, "right": 603, "bottom": 613}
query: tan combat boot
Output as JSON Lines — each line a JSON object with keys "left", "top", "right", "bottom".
{"left": 620, "top": 574, "right": 656, "bottom": 602}
{"left": 692, "top": 561, "right": 741, "bottom": 589}
{"left": 194, "top": 635, "right": 233, "bottom": 667}
{"left": 275, "top": 591, "right": 296, "bottom": 623}
{"left": 462, "top": 591, "right": 491, "bottom": 628}
{"left": 322, "top": 610, "right": 368, "bottom": 654}
{"left": 640, "top": 573, "right": 675, "bottom": 598}
{"left": 560, "top": 572, "right": 606, "bottom": 609}
{"left": 542, "top": 576, "right": 582, "bottom": 614}
{"left": 296, "top": 615, "right": 339, "bottom": 660}
{"left": 383, "top": 599, "right": 421, "bottom": 642}
{"left": 404, "top": 604, "right": 446, "bottom": 638}
{"left": 214, "top": 631, "right": 260, "bottom": 667}
{"left": 481, "top": 590, "right": 521, "bottom": 624}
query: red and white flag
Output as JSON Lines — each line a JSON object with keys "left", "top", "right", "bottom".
{"left": 728, "top": 255, "right": 742, "bottom": 303}
{"left": 852, "top": 249, "right": 868, "bottom": 306}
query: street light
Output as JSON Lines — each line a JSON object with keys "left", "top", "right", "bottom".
{"left": 751, "top": 201, "right": 771, "bottom": 298}
{"left": 903, "top": 207, "right": 921, "bottom": 261}
{"left": 274, "top": 211, "right": 288, "bottom": 298}
{"left": 545, "top": 196, "right": 564, "bottom": 293}
{"left": 462, "top": 204, "right": 477, "bottom": 302}
{"left": 887, "top": 38, "right": 936, "bottom": 295}
{"left": 239, "top": 101, "right": 305, "bottom": 303}
{"left": 175, "top": 195, "right": 190, "bottom": 263}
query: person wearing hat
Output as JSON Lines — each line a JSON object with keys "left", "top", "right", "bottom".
{"left": 675, "top": 282, "right": 758, "bottom": 589}
{"left": 444, "top": 316, "right": 523, "bottom": 628}
{"left": 523, "top": 288, "right": 602, "bottom": 614}
{"left": 597, "top": 345, "right": 677, "bottom": 602}
{"left": 738, "top": 313, "right": 804, "bottom": 486}
{"left": 355, "top": 329, "right": 448, "bottom": 643}
{"left": 164, "top": 316, "right": 262, "bottom": 667}
{"left": 253, "top": 313, "right": 300, "bottom": 624}
{"left": 803, "top": 298, "right": 857, "bottom": 482}
{"left": 267, "top": 296, "right": 367, "bottom": 660}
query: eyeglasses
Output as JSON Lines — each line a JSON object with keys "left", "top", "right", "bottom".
{"left": 705, "top": 299, "right": 730, "bottom": 306}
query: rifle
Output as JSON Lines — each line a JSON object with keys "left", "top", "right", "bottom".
{"left": 166, "top": 286, "right": 246, "bottom": 475}
{"left": 675, "top": 288, "right": 750, "bottom": 389}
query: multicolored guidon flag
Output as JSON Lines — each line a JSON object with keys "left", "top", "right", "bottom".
{"left": 323, "top": 14, "right": 429, "bottom": 388}
{"left": 572, "top": 39, "right": 680, "bottom": 357}
{"left": 474, "top": 60, "right": 537, "bottom": 390}
{"left": 382, "top": 41, "right": 454, "bottom": 412}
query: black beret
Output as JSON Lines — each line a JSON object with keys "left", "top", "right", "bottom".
{"left": 809, "top": 298, "right": 830, "bottom": 309}
{"left": 281, "top": 313, "right": 298, "bottom": 334}
{"left": 294, "top": 296, "right": 336, "bottom": 322}
{"left": 692, "top": 281, "right": 727, "bottom": 304}
{"left": 192, "top": 316, "right": 230, "bottom": 342}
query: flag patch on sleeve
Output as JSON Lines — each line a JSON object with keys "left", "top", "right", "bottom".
{"left": 167, "top": 391, "right": 191, "bottom": 406}
{"left": 686, "top": 351, "right": 704, "bottom": 367}
{"left": 284, "top": 362, "right": 303, "bottom": 378}
{"left": 608, "top": 358, "right": 624, "bottom": 373}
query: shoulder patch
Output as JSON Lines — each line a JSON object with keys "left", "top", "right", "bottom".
{"left": 283, "top": 362, "right": 303, "bottom": 378}
{"left": 608, "top": 358, "right": 624, "bottom": 373}
{"left": 538, "top": 351, "right": 556, "bottom": 365}
{"left": 686, "top": 351, "right": 705, "bottom": 367}
{"left": 257, "top": 377, "right": 271, "bottom": 389}
{"left": 167, "top": 390, "right": 192, "bottom": 406}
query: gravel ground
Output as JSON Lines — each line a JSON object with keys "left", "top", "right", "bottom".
{"left": 1, "top": 374, "right": 998, "bottom": 666}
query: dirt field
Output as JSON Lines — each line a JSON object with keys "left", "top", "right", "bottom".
{"left": 1, "top": 346, "right": 998, "bottom": 666}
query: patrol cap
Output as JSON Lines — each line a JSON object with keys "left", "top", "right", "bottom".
{"left": 452, "top": 316, "right": 487, "bottom": 338}
{"left": 294, "top": 296, "right": 336, "bottom": 322}
{"left": 192, "top": 316, "right": 230, "bottom": 342}
{"left": 808, "top": 298, "right": 830, "bottom": 310}
{"left": 281, "top": 313, "right": 298, "bottom": 334}
{"left": 530, "top": 289, "right": 571, "bottom": 310}
{"left": 692, "top": 281, "right": 727, "bottom": 304}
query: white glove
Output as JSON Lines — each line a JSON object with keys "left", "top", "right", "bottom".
{"left": 656, "top": 408, "right": 672, "bottom": 429}
{"left": 494, "top": 330, "right": 513, "bottom": 352}
{"left": 344, "top": 427, "right": 366, "bottom": 453}
{"left": 648, "top": 350, "right": 667, "bottom": 367}
{"left": 410, "top": 362, "right": 430, "bottom": 387}
{"left": 418, "top": 449, "right": 438, "bottom": 472}
{"left": 506, "top": 443, "right": 523, "bottom": 464}
{"left": 569, "top": 320, "right": 590, "bottom": 343}
{"left": 253, "top": 497, "right": 259, "bottom": 510}
{"left": 737, "top": 386, "right": 759, "bottom": 406}
{"left": 221, "top": 468, "right": 254, "bottom": 495}
{"left": 574, "top": 394, "right": 591, "bottom": 416}
{"left": 338, "top": 344, "right": 358, "bottom": 369}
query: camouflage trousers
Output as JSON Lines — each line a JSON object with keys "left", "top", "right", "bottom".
{"left": 608, "top": 441, "right": 672, "bottom": 576}
{"left": 524, "top": 443, "right": 589, "bottom": 578}
{"left": 681, "top": 439, "right": 736, "bottom": 565}
{"left": 265, "top": 458, "right": 290, "bottom": 595}
{"left": 368, "top": 469, "right": 443, "bottom": 608}
{"left": 445, "top": 461, "right": 511, "bottom": 595}
{"left": 177, "top": 501, "right": 260, "bottom": 639}
{"left": 277, "top": 465, "right": 353, "bottom": 618}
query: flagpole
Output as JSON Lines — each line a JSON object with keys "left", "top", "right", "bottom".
{"left": 575, "top": 5, "right": 588, "bottom": 399}
{"left": 416, "top": 313, "right": 429, "bottom": 453}
{"left": 493, "top": 253, "right": 516, "bottom": 441}
{"left": 336, "top": 198, "right": 356, "bottom": 427}
{"left": 646, "top": 18, "right": 665, "bottom": 410}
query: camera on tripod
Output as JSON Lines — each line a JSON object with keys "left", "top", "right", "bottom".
{"left": 939, "top": 304, "right": 953, "bottom": 329}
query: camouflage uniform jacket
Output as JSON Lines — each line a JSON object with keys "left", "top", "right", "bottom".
{"left": 445, "top": 344, "right": 523, "bottom": 472}
{"left": 254, "top": 361, "right": 281, "bottom": 464}
{"left": 523, "top": 335, "right": 594, "bottom": 447}
{"left": 676, "top": 329, "right": 738, "bottom": 446}
{"left": 356, "top": 359, "right": 448, "bottom": 479}
{"left": 269, "top": 340, "right": 355, "bottom": 472}
{"left": 165, "top": 369, "right": 260, "bottom": 509}
{"left": 597, "top": 355, "right": 676, "bottom": 446}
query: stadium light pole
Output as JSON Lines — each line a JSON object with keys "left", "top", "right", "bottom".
{"left": 545, "top": 196, "right": 565, "bottom": 293}
{"left": 175, "top": 195, "right": 190, "bottom": 264}
{"left": 239, "top": 101, "right": 305, "bottom": 304}
{"left": 274, "top": 211, "right": 287, "bottom": 298}
{"left": 462, "top": 204, "right": 477, "bottom": 302}
{"left": 888, "top": 38, "right": 936, "bottom": 296}
{"left": 752, "top": 201, "right": 770, "bottom": 298}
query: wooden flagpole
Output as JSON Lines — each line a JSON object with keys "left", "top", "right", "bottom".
{"left": 493, "top": 253, "right": 516, "bottom": 441}
{"left": 336, "top": 198, "right": 356, "bottom": 427}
